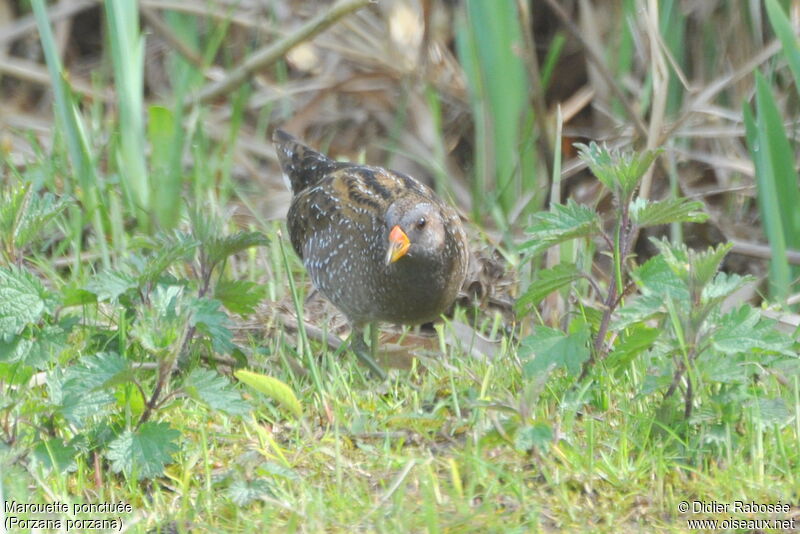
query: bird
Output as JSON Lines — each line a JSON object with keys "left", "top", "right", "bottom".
{"left": 273, "top": 129, "right": 468, "bottom": 378}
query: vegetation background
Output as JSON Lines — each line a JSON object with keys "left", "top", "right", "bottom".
{"left": 0, "top": 0, "right": 798, "bottom": 532}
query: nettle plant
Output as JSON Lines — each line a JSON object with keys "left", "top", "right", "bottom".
{"left": 0, "top": 187, "right": 285, "bottom": 480}
{"left": 516, "top": 143, "right": 797, "bottom": 426}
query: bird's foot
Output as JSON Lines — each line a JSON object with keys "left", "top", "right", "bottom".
{"left": 350, "top": 327, "right": 387, "bottom": 380}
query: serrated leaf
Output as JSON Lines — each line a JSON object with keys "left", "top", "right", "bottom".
{"left": 691, "top": 243, "right": 733, "bottom": 288}
{"left": 701, "top": 272, "right": 754, "bottom": 305}
{"left": 518, "top": 325, "right": 590, "bottom": 377}
{"left": 46, "top": 353, "right": 129, "bottom": 427}
{"left": 712, "top": 306, "right": 794, "bottom": 356}
{"left": 32, "top": 438, "right": 77, "bottom": 474}
{"left": 61, "top": 284, "right": 97, "bottom": 307}
{"left": 0, "top": 321, "right": 72, "bottom": 368}
{"left": 699, "top": 350, "right": 752, "bottom": 384}
{"left": 85, "top": 269, "right": 138, "bottom": 302}
{"left": 0, "top": 335, "right": 33, "bottom": 365}
{"left": 629, "top": 197, "right": 707, "bottom": 227}
{"left": 48, "top": 369, "right": 115, "bottom": 427}
{"left": 515, "top": 263, "right": 582, "bottom": 313}
{"left": 750, "top": 397, "right": 791, "bottom": 429}
{"left": 631, "top": 254, "right": 688, "bottom": 301}
{"left": 15, "top": 192, "right": 69, "bottom": 249}
{"left": 520, "top": 200, "right": 600, "bottom": 256}
{"left": 207, "top": 231, "right": 269, "bottom": 267}
{"left": 605, "top": 325, "right": 660, "bottom": 372}
{"left": 0, "top": 186, "right": 69, "bottom": 252}
{"left": 256, "top": 461, "right": 299, "bottom": 481}
{"left": 226, "top": 478, "right": 274, "bottom": 506}
{"left": 0, "top": 266, "right": 54, "bottom": 336}
{"left": 185, "top": 368, "right": 250, "bottom": 416}
{"left": 107, "top": 422, "right": 180, "bottom": 480}
{"left": 513, "top": 423, "right": 552, "bottom": 453}
{"left": 65, "top": 352, "right": 130, "bottom": 390}
{"left": 215, "top": 279, "right": 266, "bottom": 316}
{"left": 188, "top": 297, "right": 235, "bottom": 353}
{"left": 235, "top": 369, "right": 303, "bottom": 418}
{"left": 612, "top": 293, "right": 668, "bottom": 330}
{"left": 576, "top": 142, "right": 661, "bottom": 198}
{"left": 137, "top": 231, "right": 199, "bottom": 284}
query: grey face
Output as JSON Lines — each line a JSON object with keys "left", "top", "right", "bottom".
{"left": 386, "top": 202, "right": 447, "bottom": 263}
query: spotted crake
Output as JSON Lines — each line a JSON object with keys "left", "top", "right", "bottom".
{"left": 274, "top": 129, "right": 468, "bottom": 377}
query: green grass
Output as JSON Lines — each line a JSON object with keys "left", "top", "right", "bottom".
{"left": 5, "top": 332, "right": 796, "bottom": 532}
{"left": 2, "top": 1, "right": 800, "bottom": 533}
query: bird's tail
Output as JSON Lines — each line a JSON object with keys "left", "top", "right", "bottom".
{"left": 273, "top": 129, "right": 338, "bottom": 194}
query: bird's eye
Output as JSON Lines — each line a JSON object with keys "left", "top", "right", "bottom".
{"left": 416, "top": 217, "right": 427, "bottom": 229}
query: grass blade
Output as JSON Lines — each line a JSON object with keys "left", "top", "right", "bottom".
{"left": 105, "top": 0, "right": 149, "bottom": 229}
{"left": 765, "top": 0, "right": 800, "bottom": 95}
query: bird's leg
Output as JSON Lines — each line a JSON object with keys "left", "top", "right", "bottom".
{"left": 350, "top": 323, "right": 387, "bottom": 380}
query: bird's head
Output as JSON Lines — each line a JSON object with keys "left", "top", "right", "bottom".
{"left": 384, "top": 201, "right": 447, "bottom": 266}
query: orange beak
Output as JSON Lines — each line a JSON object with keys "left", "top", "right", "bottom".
{"left": 386, "top": 225, "right": 410, "bottom": 264}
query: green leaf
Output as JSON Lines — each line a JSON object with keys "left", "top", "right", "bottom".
{"left": 130, "top": 285, "right": 186, "bottom": 353}
{"left": 61, "top": 284, "right": 98, "bottom": 307}
{"left": 613, "top": 293, "right": 669, "bottom": 330}
{"left": 699, "top": 351, "right": 752, "bottom": 384}
{"left": 629, "top": 197, "right": 707, "bottom": 227}
{"left": 105, "top": 0, "right": 148, "bottom": 220}
{"left": 85, "top": 269, "right": 138, "bottom": 302}
{"left": 750, "top": 397, "right": 791, "bottom": 430}
{"left": 215, "top": 279, "right": 266, "bottom": 316}
{"left": 31, "top": 0, "right": 97, "bottom": 199}
{"left": 631, "top": 253, "right": 689, "bottom": 301}
{"left": 701, "top": 272, "right": 754, "bottom": 305}
{"left": 227, "top": 478, "right": 274, "bottom": 506}
{"left": 48, "top": 370, "right": 114, "bottom": 428}
{"left": 691, "top": 242, "right": 733, "bottom": 288}
{"left": 576, "top": 142, "right": 661, "bottom": 199}
{"left": 519, "top": 325, "right": 590, "bottom": 377}
{"left": 743, "top": 72, "right": 800, "bottom": 300}
{"left": 47, "top": 352, "right": 129, "bottom": 427}
{"left": 0, "top": 321, "right": 72, "bottom": 368}
{"left": 765, "top": 0, "right": 800, "bottom": 94}
{"left": 645, "top": 238, "right": 732, "bottom": 291}
{"left": 256, "top": 461, "right": 299, "bottom": 481}
{"left": 184, "top": 368, "right": 250, "bottom": 416}
{"left": 515, "top": 263, "right": 582, "bottom": 314}
{"left": 605, "top": 325, "right": 660, "bottom": 372}
{"left": 520, "top": 200, "right": 601, "bottom": 256}
{"left": 148, "top": 105, "right": 183, "bottom": 229}
{"left": 513, "top": 423, "right": 552, "bottom": 453}
{"left": 32, "top": 438, "right": 77, "bottom": 474}
{"left": 188, "top": 297, "right": 235, "bottom": 353}
{"left": 137, "top": 231, "right": 199, "bottom": 284}
{"left": 0, "top": 336, "right": 33, "bottom": 365}
{"left": 207, "top": 231, "right": 269, "bottom": 268}
{"left": 107, "top": 422, "right": 180, "bottom": 480}
{"left": 66, "top": 352, "right": 130, "bottom": 390}
{"left": 712, "top": 306, "right": 794, "bottom": 357}
{"left": 0, "top": 266, "right": 55, "bottom": 336}
{"left": 0, "top": 186, "right": 69, "bottom": 254}
{"left": 235, "top": 369, "right": 303, "bottom": 418}
{"left": 455, "top": 0, "right": 532, "bottom": 218}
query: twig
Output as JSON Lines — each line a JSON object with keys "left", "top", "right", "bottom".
{"left": 139, "top": 6, "right": 205, "bottom": 69}
{"left": 140, "top": 0, "right": 274, "bottom": 31}
{"left": 0, "top": 0, "right": 95, "bottom": 44}
{"left": 190, "top": 0, "right": 373, "bottom": 107}
{"left": 730, "top": 239, "right": 800, "bottom": 265}
{"left": 0, "top": 56, "right": 111, "bottom": 101}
